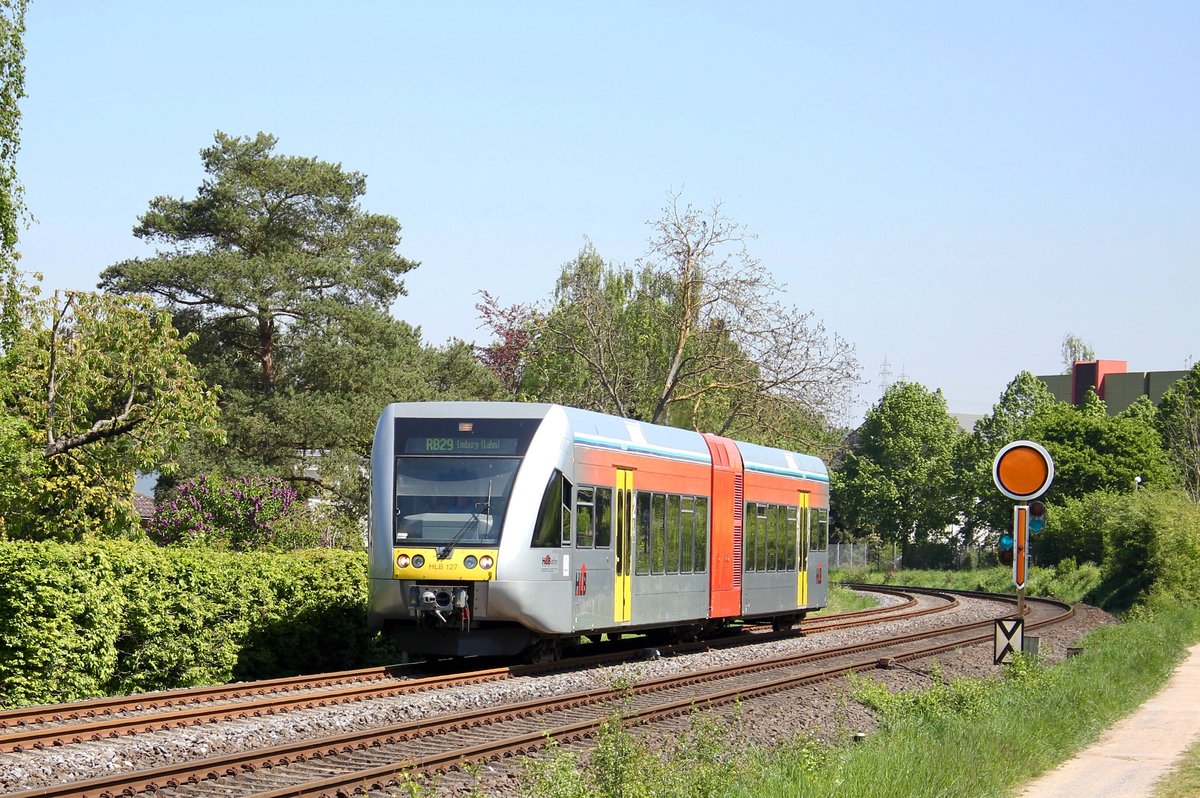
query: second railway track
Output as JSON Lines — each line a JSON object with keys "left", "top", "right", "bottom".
{"left": 0, "top": 585, "right": 945, "bottom": 753}
{"left": 1, "top": 588, "right": 1071, "bottom": 798}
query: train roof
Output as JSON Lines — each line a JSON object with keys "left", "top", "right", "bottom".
{"left": 381, "top": 401, "right": 828, "bottom": 482}
{"left": 736, "top": 439, "right": 828, "bottom": 483}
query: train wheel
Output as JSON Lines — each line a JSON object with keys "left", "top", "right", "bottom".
{"left": 524, "top": 638, "right": 561, "bottom": 664}
{"left": 772, "top": 615, "right": 799, "bottom": 632}
{"left": 645, "top": 625, "right": 697, "bottom": 646}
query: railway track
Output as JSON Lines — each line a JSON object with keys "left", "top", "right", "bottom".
{"left": 0, "top": 585, "right": 943, "bottom": 753}
{"left": 3, "top": 588, "right": 1071, "bottom": 798}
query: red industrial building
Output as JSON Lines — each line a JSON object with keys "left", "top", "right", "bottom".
{"left": 1037, "top": 360, "right": 1189, "bottom": 414}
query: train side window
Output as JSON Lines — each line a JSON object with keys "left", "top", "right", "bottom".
{"left": 635, "top": 493, "right": 651, "bottom": 575}
{"left": 561, "top": 476, "right": 574, "bottom": 546}
{"left": 743, "top": 503, "right": 757, "bottom": 572}
{"left": 575, "top": 487, "right": 595, "bottom": 548}
{"left": 680, "top": 496, "right": 694, "bottom": 573}
{"left": 799, "top": 504, "right": 811, "bottom": 567}
{"left": 786, "top": 506, "right": 798, "bottom": 570}
{"left": 694, "top": 497, "right": 708, "bottom": 572}
{"left": 757, "top": 504, "right": 769, "bottom": 572}
{"left": 816, "top": 508, "right": 830, "bottom": 551}
{"left": 595, "top": 487, "right": 612, "bottom": 547}
{"left": 651, "top": 493, "right": 666, "bottom": 574}
{"left": 531, "top": 470, "right": 565, "bottom": 548}
{"left": 766, "top": 504, "right": 779, "bottom": 571}
{"left": 666, "top": 494, "right": 681, "bottom": 574}
{"left": 777, "top": 504, "right": 788, "bottom": 571}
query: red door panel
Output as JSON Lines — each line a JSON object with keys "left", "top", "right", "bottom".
{"left": 703, "top": 434, "right": 743, "bottom": 618}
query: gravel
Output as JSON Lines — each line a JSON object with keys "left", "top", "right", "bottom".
{"left": 0, "top": 593, "right": 1116, "bottom": 797}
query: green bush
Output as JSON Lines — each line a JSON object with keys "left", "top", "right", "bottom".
{"left": 1033, "top": 488, "right": 1200, "bottom": 609}
{"left": 1099, "top": 489, "right": 1200, "bottom": 610}
{"left": 1034, "top": 492, "right": 1112, "bottom": 566}
{"left": 852, "top": 673, "right": 996, "bottom": 728}
{"left": 0, "top": 539, "right": 372, "bottom": 707}
{"left": 0, "top": 542, "right": 123, "bottom": 702}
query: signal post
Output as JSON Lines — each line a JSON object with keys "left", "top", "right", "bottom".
{"left": 992, "top": 441, "right": 1054, "bottom": 659}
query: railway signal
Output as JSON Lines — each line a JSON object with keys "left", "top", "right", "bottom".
{"left": 1028, "top": 500, "right": 1047, "bottom": 534}
{"left": 997, "top": 531, "right": 1015, "bottom": 566}
{"left": 993, "top": 441, "right": 1054, "bottom": 623}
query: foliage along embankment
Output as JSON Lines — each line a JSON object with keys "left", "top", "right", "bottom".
{"left": 836, "top": 560, "right": 1104, "bottom": 605}
{"left": 729, "top": 602, "right": 1200, "bottom": 798}
{"left": 0, "top": 540, "right": 373, "bottom": 708}
{"left": 843, "top": 486, "right": 1200, "bottom": 612}
{"left": 519, "top": 604, "right": 1200, "bottom": 798}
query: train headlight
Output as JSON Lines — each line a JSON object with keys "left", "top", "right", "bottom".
{"left": 412, "top": 554, "right": 426, "bottom": 568}
{"left": 396, "top": 553, "right": 411, "bottom": 568}
{"left": 479, "top": 555, "right": 494, "bottom": 570}
{"left": 463, "top": 555, "right": 478, "bottom": 569}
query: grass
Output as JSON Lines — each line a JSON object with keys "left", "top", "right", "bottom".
{"left": 736, "top": 601, "right": 1200, "bottom": 798}
{"left": 518, "top": 599, "right": 1200, "bottom": 798}
{"left": 835, "top": 561, "right": 1104, "bottom": 604}
{"left": 1154, "top": 735, "right": 1200, "bottom": 798}
{"left": 811, "top": 583, "right": 878, "bottom": 616}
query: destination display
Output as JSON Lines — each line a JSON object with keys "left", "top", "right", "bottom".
{"left": 394, "top": 417, "right": 540, "bottom": 458}
{"left": 404, "top": 437, "right": 520, "bottom": 455}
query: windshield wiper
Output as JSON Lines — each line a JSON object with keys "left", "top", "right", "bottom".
{"left": 439, "top": 511, "right": 478, "bottom": 560}
{"left": 438, "top": 481, "right": 493, "bottom": 560}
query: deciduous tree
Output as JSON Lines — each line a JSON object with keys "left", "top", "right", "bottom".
{"left": 0, "top": 0, "right": 28, "bottom": 361}
{"left": 1060, "top": 333, "right": 1095, "bottom": 373}
{"left": 489, "top": 195, "right": 859, "bottom": 441}
{"left": 2, "top": 291, "right": 222, "bottom": 540}
{"left": 1157, "top": 363, "right": 1200, "bottom": 501}
{"left": 1024, "top": 389, "right": 1175, "bottom": 501}
{"left": 955, "top": 371, "right": 1057, "bottom": 536}
{"left": 832, "top": 382, "right": 963, "bottom": 544}
{"left": 474, "top": 289, "right": 538, "bottom": 396}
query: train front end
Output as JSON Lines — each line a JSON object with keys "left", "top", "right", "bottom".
{"left": 368, "top": 402, "right": 559, "bottom": 657}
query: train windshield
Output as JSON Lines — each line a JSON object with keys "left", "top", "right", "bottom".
{"left": 393, "top": 457, "right": 521, "bottom": 546}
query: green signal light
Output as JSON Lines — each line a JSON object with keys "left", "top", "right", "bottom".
{"left": 1029, "top": 501, "right": 1047, "bottom": 534}
{"left": 998, "top": 531, "right": 1015, "bottom": 566}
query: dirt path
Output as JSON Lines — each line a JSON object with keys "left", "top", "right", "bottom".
{"left": 1017, "top": 642, "right": 1200, "bottom": 797}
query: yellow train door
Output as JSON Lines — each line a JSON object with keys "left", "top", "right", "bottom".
{"left": 797, "top": 492, "right": 810, "bottom": 607}
{"left": 614, "top": 469, "right": 633, "bottom": 622}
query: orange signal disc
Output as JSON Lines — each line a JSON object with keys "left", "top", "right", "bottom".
{"left": 997, "top": 447, "right": 1048, "bottom": 495}
{"left": 993, "top": 440, "right": 1054, "bottom": 500}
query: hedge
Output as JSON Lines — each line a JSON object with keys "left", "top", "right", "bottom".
{"left": 1029, "top": 488, "right": 1200, "bottom": 611}
{"left": 0, "top": 540, "right": 373, "bottom": 708}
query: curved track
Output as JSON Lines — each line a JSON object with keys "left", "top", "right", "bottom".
{"left": 0, "top": 586, "right": 947, "bottom": 753}
{"left": 4, "top": 588, "right": 1071, "bottom": 798}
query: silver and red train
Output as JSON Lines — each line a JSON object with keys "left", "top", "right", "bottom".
{"left": 368, "top": 402, "right": 830, "bottom": 659}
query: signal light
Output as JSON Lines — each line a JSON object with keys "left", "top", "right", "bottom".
{"left": 1028, "top": 501, "right": 1047, "bottom": 534}
{"left": 998, "top": 531, "right": 1015, "bottom": 566}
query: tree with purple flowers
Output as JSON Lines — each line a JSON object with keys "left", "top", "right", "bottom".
{"left": 150, "top": 474, "right": 355, "bottom": 551}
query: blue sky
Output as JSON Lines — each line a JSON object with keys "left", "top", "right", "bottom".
{"left": 17, "top": 1, "right": 1200, "bottom": 420}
